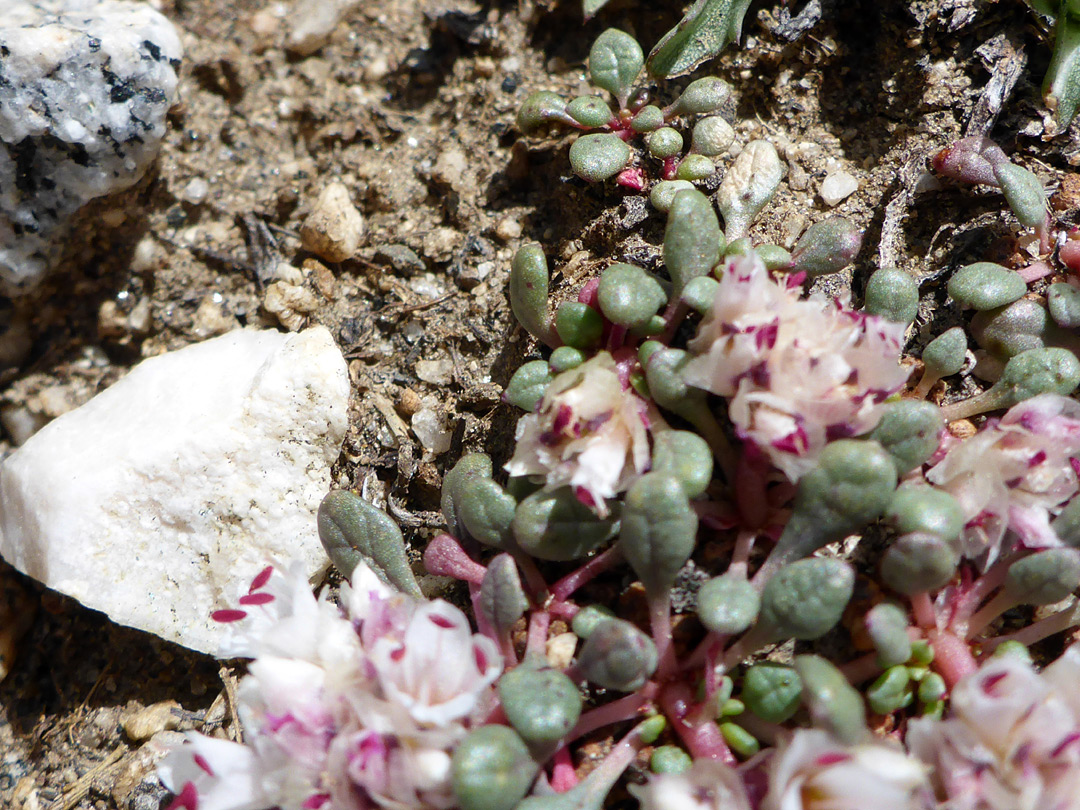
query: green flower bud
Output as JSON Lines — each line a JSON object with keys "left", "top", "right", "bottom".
{"left": 569, "top": 133, "right": 632, "bottom": 182}
{"left": 442, "top": 453, "right": 493, "bottom": 538}
{"left": 1003, "top": 548, "right": 1080, "bottom": 605}
{"left": 867, "top": 665, "right": 911, "bottom": 715}
{"left": 994, "top": 162, "right": 1048, "bottom": 229}
{"left": 620, "top": 473, "right": 697, "bottom": 598}
{"left": 567, "top": 96, "right": 615, "bottom": 129}
{"left": 947, "top": 262, "right": 1028, "bottom": 311}
{"left": 885, "top": 485, "right": 964, "bottom": 543}
{"left": 909, "top": 639, "right": 935, "bottom": 666}
{"left": 650, "top": 179, "right": 697, "bottom": 213}
{"left": 681, "top": 274, "right": 720, "bottom": 316}
{"left": 943, "top": 347, "right": 1080, "bottom": 421}
{"left": 668, "top": 77, "right": 732, "bottom": 115}
{"left": 917, "top": 672, "right": 946, "bottom": 703}
{"left": 794, "top": 655, "right": 868, "bottom": 745}
{"left": 631, "top": 105, "right": 665, "bottom": 133}
{"left": 1049, "top": 282, "right": 1080, "bottom": 329}
{"left": 665, "top": 188, "right": 723, "bottom": 294}
{"left": 716, "top": 140, "right": 784, "bottom": 240}
{"left": 741, "top": 663, "right": 802, "bottom": 723}
{"left": 479, "top": 554, "right": 530, "bottom": 637}
{"left": 504, "top": 360, "right": 554, "bottom": 411}
{"left": 650, "top": 745, "right": 692, "bottom": 774}
{"left": 719, "top": 722, "right": 759, "bottom": 758}
{"left": 577, "top": 618, "right": 658, "bottom": 691}
{"left": 513, "top": 487, "right": 618, "bottom": 561}
{"left": 720, "top": 698, "right": 744, "bottom": 716}
{"left": 555, "top": 302, "right": 604, "bottom": 350}
{"left": 318, "top": 491, "right": 422, "bottom": 596}
{"left": 865, "top": 602, "right": 912, "bottom": 668}
{"left": 597, "top": 263, "right": 668, "bottom": 329}
{"left": 675, "top": 154, "right": 716, "bottom": 181}
{"left": 589, "top": 29, "right": 644, "bottom": 104}
{"left": 769, "top": 440, "right": 898, "bottom": 569}
{"left": 510, "top": 244, "right": 554, "bottom": 345}
{"left": 864, "top": 400, "right": 944, "bottom": 477}
{"left": 755, "top": 244, "right": 792, "bottom": 271}
{"left": 647, "top": 127, "right": 684, "bottom": 159}
{"left": 881, "top": 532, "right": 959, "bottom": 594}
{"left": 459, "top": 477, "right": 518, "bottom": 549}
{"left": 452, "top": 725, "right": 537, "bottom": 810}
{"left": 550, "top": 346, "right": 586, "bottom": 373}
{"left": 691, "top": 116, "right": 735, "bottom": 156}
{"left": 758, "top": 558, "right": 855, "bottom": 642}
{"left": 571, "top": 604, "right": 615, "bottom": 639}
{"left": 864, "top": 266, "right": 919, "bottom": 325}
{"left": 638, "top": 714, "right": 668, "bottom": 744}
{"left": 518, "top": 91, "right": 572, "bottom": 133}
{"left": 788, "top": 217, "right": 862, "bottom": 278}
{"left": 650, "top": 429, "right": 714, "bottom": 498}
{"left": 499, "top": 664, "right": 582, "bottom": 747}
{"left": 697, "top": 573, "right": 760, "bottom": 635}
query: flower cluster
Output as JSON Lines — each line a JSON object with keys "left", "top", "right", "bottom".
{"left": 632, "top": 729, "right": 927, "bottom": 810}
{"left": 505, "top": 352, "right": 652, "bottom": 514}
{"left": 159, "top": 564, "right": 501, "bottom": 810}
{"left": 909, "top": 645, "right": 1080, "bottom": 810}
{"left": 684, "top": 253, "right": 909, "bottom": 481}
{"left": 926, "top": 394, "right": 1080, "bottom": 566}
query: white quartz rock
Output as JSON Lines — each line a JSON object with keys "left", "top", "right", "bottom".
{"left": 0, "top": 327, "right": 350, "bottom": 655}
{"left": 0, "top": 1, "right": 183, "bottom": 291}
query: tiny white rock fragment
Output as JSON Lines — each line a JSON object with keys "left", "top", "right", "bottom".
{"left": 287, "top": 0, "right": 359, "bottom": 55}
{"left": 820, "top": 170, "right": 859, "bottom": 206}
{"left": 411, "top": 404, "right": 451, "bottom": 455}
{"left": 0, "top": 327, "right": 350, "bottom": 655}
{"left": 300, "top": 181, "right": 365, "bottom": 263}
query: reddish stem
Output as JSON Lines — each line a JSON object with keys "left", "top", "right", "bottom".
{"left": 551, "top": 546, "right": 624, "bottom": 602}
{"left": 928, "top": 628, "right": 978, "bottom": 689}
{"left": 569, "top": 686, "right": 658, "bottom": 742}
{"left": 550, "top": 745, "right": 579, "bottom": 792}
{"left": 659, "top": 683, "right": 736, "bottom": 764}
{"left": 526, "top": 610, "right": 552, "bottom": 660}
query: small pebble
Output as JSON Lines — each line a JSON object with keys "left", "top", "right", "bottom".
{"left": 411, "top": 404, "right": 451, "bottom": 455}
{"left": 820, "top": 171, "right": 859, "bottom": 206}
{"left": 395, "top": 387, "right": 423, "bottom": 418}
{"left": 300, "top": 181, "right": 365, "bottom": 263}
{"left": 121, "top": 701, "right": 181, "bottom": 742}
{"left": 495, "top": 217, "right": 523, "bottom": 241}
{"left": 182, "top": 178, "right": 209, "bottom": 205}
{"left": 546, "top": 632, "right": 578, "bottom": 670}
{"left": 374, "top": 244, "right": 425, "bottom": 276}
{"left": 416, "top": 358, "right": 454, "bottom": 386}
{"left": 264, "top": 281, "right": 319, "bottom": 331}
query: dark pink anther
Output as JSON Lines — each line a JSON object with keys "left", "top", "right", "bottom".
{"left": 239, "top": 592, "right": 276, "bottom": 606}
{"left": 249, "top": 565, "right": 274, "bottom": 593}
{"left": 210, "top": 609, "right": 248, "bottom": 623}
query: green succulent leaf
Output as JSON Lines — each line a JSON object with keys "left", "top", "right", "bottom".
{"left": 885, "top": 485, "right": 965, "bottom": 544}
{"left": 948, "top": 262, "right": 1028, "bottom": 311}
{"left": 716, "top": 140, "right": 784, "bottom": 240}
{"left": 517, "top": 91, "right": 573, "bottom": 133}
{"left": 922, "top": 327, "right": 968, "bottom": 379}
{"left": 459, "top": 477, "right": 518, "bottom": 549}
{"left": 589, "top": 29, "right": 645, "bottom": 104}
{"left": 442, "top": 453, "right": 493, "bottom": 538}
{"left": 993, "top": 163, "right": 1048, "bottom": 228}
{"left": 758, "top": 558, "right": 855, "bottom": 642}
{"left": 555, "top": 302, "right": 604, "bottom": 349}
{"left": 864, "top": 266, "right": 919, "bottom": 325}
{"left": 597, "top": 263, "right": 668, "bottom": 329}
{"left": 741, "top": 663, "right": 802, "bottom": 723}
{"left": 567, "top": 95, "right": 615, "bottom": 129}
{"left": 651, "top": 429, "right": 714, "bottom": 498}
{"left": 793, "top": 655, "right": 868, "bottom": 745}
{"left": 499, "top": 663, "right": 583, "bottom": 747}
{"left": 697, "top": 573, "right": 759, "bottom": 635}
{"left": 665, "top": 189, "right": 723, "bottom": 294}
{"left": 1048, "top": 283, "right": 1080, "bottom": 328}
{"left": 504, "top": 360, "right": 555, "bottom": 412}
{"left": 510, "top": 244, "right": 554, "bottom": 345}
{"left": 479, "top": 554, "right": 530, "bottom": 636}
{"left": 1003, "top": 548, "right": 1080, "bottom": 605}
{"left": 452, "top": 725, "right": 537, "bottom": 810}
{"left": 648, "top": 0, "right": 754, "bottom": 78}
{"left": 788, "top": 217, "right": 862, "bottom": 278}
{"left": 512, "top": 487, "right": 618, "bottom": 561}
{"left": 865, "top": 603, "right": 912, "bottom": 668}
{"left": 864, "top": 400, "right": 944, "bottom": 477}
{"left": 867, "top": 665, "right": 912, "bottom": 715}
{"left": 620, "top": 473, "right": 698, "bottom": 598}
{"left": 569, "top": 133, "right": 632, "bottom": 182}
{"left": 881, "top": 532, "right": 960, "bottom": 595}
{"left": 317, "top": 491, "right": 422, "bottom": 596}
{"left": 576, "top": 618, "right": 658, "bottom": 691}
{"left": 691, "top": 116, "right": 735, "bottom": 156}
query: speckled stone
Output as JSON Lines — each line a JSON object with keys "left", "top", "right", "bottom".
{"left": 0, "top": 1, "right": 182, "bottom": 291}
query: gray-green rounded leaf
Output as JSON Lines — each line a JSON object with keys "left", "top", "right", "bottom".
{"left": 881, "top": 532, "right": 959, "bottom": 595}
{"left": 499, "top": 664, "right": 582, "bottom": 746}
{"left": 567, "top": 95, "right": 614, "bottom": 129}
{"left": 569, "top": 133, "right": 632, "bottom": 182}
{"left": 948, "top": 262, "right": 1027, "bottom": 311}
{"left": 865, "top": 603, "right": 912, "bottom": 668}
{"left": 1048, "top": 283, "right": 1080, "bottom": 329}
{"left": 697, "top": 573, "right": 759, "bottom": 635}
{"left": 576, "top": 618, "right": 658, "bottom": 691}
{"left": 864, "top": 400, "right": 944, "bottom": 477}
{"left": 620, "top": 473, "right": 697, "bottom": 598}
{"left": 788, "top": 217, "right": 862, "bottom": 278}
{"left": 993, "top": 163, "right": 1048, "bottom": 229}
{"left": 479, "top": 554, "right": 530, "bottom": 637}
{"left": 518, "top": 91, "right": 572, "bottom": 133}
{"left": 589, "top": 29, "right": 644, "bottom": 103}
{"left": 741, "top": 663, "right": 802, "bottom": 723}
{"left": 885, "top": 485, "right": 964, "bottom": 543}
{"left": 793, "top": 655, "right": 867, "bottom": 745}
{"left": 442, "top": 453, "right": 493, "bottom": 538}
{"left": 459, "top": 477, "right": 518, "bottom": 549}
{"left": 922, "top": 327, "right": 968, "bottom": 379}
{"left": 864, "top": 266, "right": 919, "bottom": 325}
{"left": 597, "top": 262, "right": 668, "bottom": 329}
{"left": 1003, "top": 548, "right": 1080, "bottom": 606}
{"left": 758, "top": 558, "right": 854, "bottom": 642}
{"left": 510, "top": 244, "right": 553, "bottom": 344}
{"left": 513, "top": 488, "right": 618, "bottom": 561}
{"left": 665, "top": 189, "right": 722, "bottom": 294}
{"left": 504, "top": 360, "right": 555, "bottom": 412}
{"left": 452, "top": 725, "right": 537, "bottom": 810}
{"left": 651, "top": 429, "right": 714, "bottom": 498}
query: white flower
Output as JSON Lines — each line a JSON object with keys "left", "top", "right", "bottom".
{"left": 683, "top": 253, "right": 908, "bottom": 482}
{"left": 158, "top": 563, "right": 502, "bottom": 810}
{"left": 629, "top": 760, "right": 751, "bottom": 810}
{"left": 926, "top": 393, "right": 1080, "bottom": 566}
{"left": 763, "top": 729, "right": 927, "bottom": 810}
{"left": 907, "top": 645, "right": 1080, "bottom": 810}
{"left": 505, "top": 351, "right": 651, "bottom": 514}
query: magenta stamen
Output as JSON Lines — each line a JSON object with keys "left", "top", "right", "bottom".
{"left": 248, "top": 565, "right": 274, "bottom": 593}
{"left": 238, "top": 592, "right": 275, "bottom": 606}
{"left": 429, "top": 613, "right": 456, "bottom": 629}
{"left": 211, "top": 609, "right": 248, "bottom": 623}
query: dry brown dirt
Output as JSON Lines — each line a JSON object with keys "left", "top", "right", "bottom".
{"left": 0, "top": 0, "right": 1077, "bottom": 807}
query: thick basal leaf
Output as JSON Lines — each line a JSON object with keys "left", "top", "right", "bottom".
{"left": 619, "top": 473, "right": 697, "bottom": 597}
{"left": 647, "top": 0, "right": 754, "bottom": 78}
{"left": 589, "top": 29, "right": 644, "bottom": 104}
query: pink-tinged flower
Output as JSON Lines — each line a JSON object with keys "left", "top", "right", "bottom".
{"left": 763, "top": 729, "right": 927, "bottom": 810}
{"left": 907, "top": 645, "right": 1080, "bottom": 810}
{"left": 683, "top": 253, "right": 908, "bottom": 482}
{"left": 629, "top": 760, "right": 751, "bottom": 810}
{"left": 505, "top": 352, "right": 651, "bottom": 515}
{"left": 926, "top": 394, "right": 1080, "bottom": 566}
{"left": 158, "top": 563, "right": 502, "bottom": 810}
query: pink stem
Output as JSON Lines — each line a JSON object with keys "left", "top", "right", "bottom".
{"left": 526, "top": 610, "right": 551, "bottom": 660}
{"left": 660, "top": 683, "right": 736, "bottom": 764}
{"left": 982, "top": 601, "right": 1080, "bottom": 651}
{"left": 1017, "top": 260, "right": 1053, "bottom": 283}
{"left": 551, "top": 546, "right": 624, "bottom": 602}
{"left": 423, "top": 534, "right": 486, "bottom": 584}
{"left": 548, "top": 599, "right": 580, "bottom": 620}
{"left": 929, "top": 629, "right": 978, "bottom": 689}
{"left": 649, "top": 593, "right": 676, "bottom": 681}
{"left": 952, "top": 555, "right": 1015, "bottom": 625}
{"left": 550, "top": 746, "right": 579, "bottom": 792}
{"left": 730, "top": 531, "right": 757, "bottom": 574}
{"left": 512, "top": 552, "right": 550, "bottom": 600}
{"left": 839, "top": 652, "right": 881, "bottom": 685}
{"left": 569, "top": 686, "right": 658, "bottom": 741}
{"left": 910, "top": 592, "right": 937, "bottom": 629}
{"left": 659, "top": 300, "right": 689, "bottom": 344}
